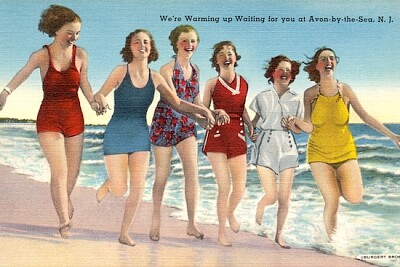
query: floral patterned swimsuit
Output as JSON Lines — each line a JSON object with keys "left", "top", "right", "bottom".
{"left": 149, "top": 60, "right": 199, "bottom": 146}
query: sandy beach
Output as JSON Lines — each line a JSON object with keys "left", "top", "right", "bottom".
{"left": 0, "top": 164, "right": 372, "bottom": 267}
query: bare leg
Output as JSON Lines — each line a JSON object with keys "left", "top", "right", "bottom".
{"left": 64, "top": 134, "right": 84, "bottom": 220}
{"left": 207, "top": 152, "right": 232, "bottom": 246}
{"left": 255, "top": 166, "right": 278, "bottom": 225}
{"left": 275, "top": 168, "right": 294, "bottom": 249}
{"left": 176, "top": 137, "right": 203, "bottom": 239}
{"left": 96, "top": 179, "right": 109, "bottom": 203}
{"left": 39, "top": 132, "right": 83, "bottom": 238}
{"left": 227, "top": 154, "right": 247, "bottom": 233}
{"left": 310, "top": 162, "right": 340, "bottom": 238}
{"left": 149, "top": 146, "right": 173, "bottom": 241}
{"left": 336, "top": 160, "right": 363, "bottom": 204}
{"left": 119, "top": 151, "right": 149, "bottom": 246}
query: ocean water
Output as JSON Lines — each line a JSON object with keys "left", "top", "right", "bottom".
{"left": 0, "top": 122, "right": 399, "bottom": 267}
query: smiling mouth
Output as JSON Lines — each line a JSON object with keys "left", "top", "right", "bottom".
{"left": 281, "top": 75, "right": 288, "bottom": 80}
{"left": 224, "top": 61, "right": 231, "bottom": 66}
{"left": 325, "top": 65, "right": 333, "bottom": 70}
{"left": 184, "top": 48, "right": 193, "bottom": 52}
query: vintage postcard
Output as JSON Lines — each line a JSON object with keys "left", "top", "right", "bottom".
{"left": 0, "top": 0, "right": 399, "bottom": 266}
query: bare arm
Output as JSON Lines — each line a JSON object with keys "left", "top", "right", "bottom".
{"left": 77, "top": 48, "right": 99, "bottom": 112}
{"left": 243, "top": 107, "right": 253, "bottom": 137}
{"left": 346, "top": 84, "right": 400, "bottom": 147}
{"left": 295, "top": 87, "right": 316, "bottom": 134}
{"left": 202, "top": 78, "right": 230, "bottom": 125}
{"left": 94, "top": 65, "right": 126, "bottom": 114}
{"left": 249, "top": 112, "right": 261, "bottom": 142}
{"left": 159, "top": 61, "right": 209, "bottom": 122}
{"left": 153, "top": 71, "right": 215, "bottom": 129}
{"left": 0, "top": 50, "right": 43, "bottom": 111}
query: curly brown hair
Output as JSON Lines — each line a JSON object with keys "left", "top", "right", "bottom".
{"left": 264, "top": 55, "right": 301, "bottom": 84}
{"left": 303, "top": 47, "right": 339, "bottom": 83}
{"left": 120, "top": 29, "right": 159, "bottom": 63}
{"left": 38, "top": 5, "right": 81, "bottom": 37}
{"left": 169, "top": 25, "right": 200, "bottom": 54}
{"left": 210, "top": 41, "right": 241, "bottom": 73}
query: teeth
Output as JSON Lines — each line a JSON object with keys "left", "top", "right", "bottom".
{"left": 224, "top": 61, "right": 231, "bottom": 66}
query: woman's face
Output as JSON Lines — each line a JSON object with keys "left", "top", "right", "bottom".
{"left": 130, "top": 32, "right": 151, "bottom": 60}
{"left": 316, "top": 50, "right": 337, "bottom": 77}
{"left": 176, "top": 31, "right": 198, "bottom": 58}
{"left": 272, "top": 60, "right": 292, "bottom": 87}
{"left": 216, "top": 45, "right": 236, "bottom": 70}
{"left": 55, "top": 21, "right": 81, "bottom": 47}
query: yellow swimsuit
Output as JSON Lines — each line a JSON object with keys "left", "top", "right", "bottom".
{"left": 307, "top": 88, "right": 357, "bottom": 164}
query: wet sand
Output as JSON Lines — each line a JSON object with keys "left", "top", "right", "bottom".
{"left": 0, "top": 164, "right": 372, "bottom": 266}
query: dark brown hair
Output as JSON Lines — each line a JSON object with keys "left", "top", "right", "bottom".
{"left": 303, "top": 47, "right": 339, "bottom": 83}
{"left": 120, "top": 29, "right": 159, "bottom": 63}
{"left": 210, "top": 41, "right": 241, "bottom": 73}
{"left": 264, "top": 55, "right": 301, "bottom": 84}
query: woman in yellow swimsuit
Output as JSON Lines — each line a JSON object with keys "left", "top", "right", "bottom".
{"left": 293, "top": 47, "right": 400, "bottom": 238}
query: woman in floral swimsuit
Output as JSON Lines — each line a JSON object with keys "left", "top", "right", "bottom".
{"left": 148, "top": 25, "right": 205, "bottom": 241}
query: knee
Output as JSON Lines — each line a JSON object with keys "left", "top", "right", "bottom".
{"left": 278, "top": 198, "right": 290, "bottom": 210}
{"left": 262, "top": 194, "right": 278, "bottom": 205}
{"left": 344, "top": 193, "right": 363, "bottom": 204}
{"left": 109, "top": 185, "right": 127, "bottom": 198}
{"left": 68, "top": 168, "right": 80, "bottom": 180}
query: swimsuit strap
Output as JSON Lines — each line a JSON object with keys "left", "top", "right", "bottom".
{"left": 71, "top": 45, "right": 77, "bottom": 64}
{"left": 43, "top": 44, "right": 77, "bottom": 70}
{"left": 43, "top": 45, "right": 53, "bottom": 66}
{"left": 218, "top": 74, "right": 241, "bottom": 95}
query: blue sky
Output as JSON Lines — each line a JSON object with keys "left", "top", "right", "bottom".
{"left": 1, "top": 0, "right": 399, "bottom": 124}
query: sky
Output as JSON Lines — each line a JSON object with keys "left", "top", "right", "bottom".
{"left": 0, "top": 0, "right": 399, "bottom": 124}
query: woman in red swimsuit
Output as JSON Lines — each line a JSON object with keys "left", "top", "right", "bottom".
{"left": 202, "top": 41, "right": 253, "bottom": 247}
{"left": 0, "top": 5, "right": 99, "bottom": 238}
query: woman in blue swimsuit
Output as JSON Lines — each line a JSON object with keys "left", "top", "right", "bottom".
{"left": 94, "top": 29, "right": 214, "bottom": 246}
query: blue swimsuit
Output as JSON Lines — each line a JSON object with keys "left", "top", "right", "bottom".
{"left": 103, "top": 66, "right": 155, "bottom": 155}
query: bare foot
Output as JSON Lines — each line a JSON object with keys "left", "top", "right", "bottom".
{"left": 96, "top": 180, "right": 109, "bottom": 203}
{"left": 149, "top": 212, "right": 160, "bottom": 241}
{"left": 59, "top": 222, "right": 72, "bottom": 239}
{"left": 187, "top": 224, "right": 204, "bottom": 240}
{"left": 218, "top": 233, "right": 232, "bottom": 247}
{"left": 119, "top": 235, "right": 136, "bottom": 246}
{"left": 255, "top": 202, "right": 265, "bottom": 225}
{"left": 275, "top": 236, "right": 291, "bottom": 249}
{"left": 228, "top": 214, "right": 240, "bottom": 233}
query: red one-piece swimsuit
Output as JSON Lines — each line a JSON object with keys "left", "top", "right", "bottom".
{"left": 202, "top": 74, "right": 248, "bottom": 159}
{"left": 36, "top": 45, "right": 84, "bottom": 137}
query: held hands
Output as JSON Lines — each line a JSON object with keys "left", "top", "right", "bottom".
{"left": 196, "top": 109, "right": 215, "bottom": 130}
{"left": 90, "top": 101, "right": 101, "bottom": 114}
{"left": 281, "top": 116, "right": 296, "bottom": 131}
{"left": 204, "top": 108, "right": 216, "bottom": 130}
{"left": 94, "top": 93, "right": 111, "bottom": 116}
{"left": 250, "top": 128, "right": 259, "bottom": 142}
{"left": 213, "top": 109, "right": 230, "bottom": 126}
